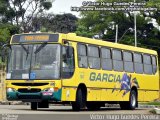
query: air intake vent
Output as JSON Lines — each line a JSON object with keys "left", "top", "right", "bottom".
{"left": 18, "top": 88, "right": 41, "bottom": 93}
{"left": 12, "top": 83, "right": 48, "bottom": 86}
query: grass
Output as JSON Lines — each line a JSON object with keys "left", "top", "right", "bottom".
{"left": 140, "top": 102, "right": 160, "bottom": 106}
{"left": 149, "top": 109, "right": 157, "bottom": 114}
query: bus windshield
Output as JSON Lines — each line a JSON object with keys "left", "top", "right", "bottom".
{"left": 7, "top": 44, "right": 61, "bottom": 80}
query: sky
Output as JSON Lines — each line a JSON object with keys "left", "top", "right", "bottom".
{"left": 48, "top": 0, "right": 159, "bottom": 29}
{"left": 49, "top": 0, "right": 94, "bottom": 17}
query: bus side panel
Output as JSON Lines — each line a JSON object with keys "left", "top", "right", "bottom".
{"left": 61, "top": 87, "right": 77, "bottom": 101}
{"left": 100, "top": 89, "right": 129, "bottom": 101}
{"left": 144, "top": 91, "right": 159, "bottom": 101}
{"left": 87, "top": 88, "right": 128, "bottom": 102}
{"left": 138, "top": 90, "right": 159, "bottom": 102}
{"left": 87, "top": 88, "right": 101, "bottom": 101}
{"left": 137, "top": 72, "right": 159, "bottom": 102}
{"left": 138, "top": 90, "right": 144, "bottom": 101}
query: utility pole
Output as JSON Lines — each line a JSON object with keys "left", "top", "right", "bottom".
{"left": 134, "top": 0, "right": 137, "bottom": 47}
{"left": 115, "top": 25, "right": 118, "bottom": 43}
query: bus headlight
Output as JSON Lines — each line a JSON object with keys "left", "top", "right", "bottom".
{"left": 43, "top": 88, "right": 54, "bottom": 92}
{"left": 7, "top": 88, "right": 16, "bottom": 92}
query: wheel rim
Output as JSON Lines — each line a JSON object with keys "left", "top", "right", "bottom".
{"left": 131, "top": 93, "right": 136, "bottom": 107}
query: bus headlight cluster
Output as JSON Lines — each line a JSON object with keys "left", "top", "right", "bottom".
{"left": 7, "top": 88, "right": 16, "bottom": 92}
{"left": 43, "top": 88, "right": 54, "bottom": 92}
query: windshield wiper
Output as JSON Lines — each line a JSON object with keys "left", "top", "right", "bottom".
{"left": 20, "top": 44, "right": 29, "bottom": 54}
{"left": 20, "top": 44, "right": 29, "bottom": 60}
{"left": 34, "top": 42, "right": 47, "bottom": 54}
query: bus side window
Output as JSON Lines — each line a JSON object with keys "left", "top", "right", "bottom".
{"left": 62, "top": 46, "right": 75, "bottom": 78}
{"left": 101, "top": 47, "right": 112, "bottom": 70}
{"left": 152, "top": 56, "right": 157, "bottom": 74}
{"left": 112, "top": 49, "right": 123, "bottom": 71}
{"left": 123, "top": 51, "right": 134, "bottom": 73}
{"left": 143, "top": 54, "right": 152, "bottom": 74}
{"left": 134, "top": 53, "right": 143, "bottom": 74}
{"left": 88, "top": 45, "right": 100, "bottom": 69}
{"left": 78, "top": 44, "right": 88, "bottom": 68}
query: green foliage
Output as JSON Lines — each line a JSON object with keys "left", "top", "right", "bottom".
{"left": 76, "top": 0, "right": 160, "bottom": 53}
{"left": 0, "top": 0, "right": 54, "bottom": 46}
{"left": 0, "top": 23, "right": 19, "bottom": 45}
{"left": 0, "top": 23, "right": 19, "bottom": 35}
{"left": 0, "top": 0, "right": 53, "bottom": 32}
{"left": 141, "top": 102, "right": 160, "bottom": 106}
{"left": 76, "top": 24, "right": 94, "bottom": 38}
{"left": 35, "top": 13, "right": 78, "bottom": 33}
{"left": 0, "top": 28, "right": 10, "bottom": 43}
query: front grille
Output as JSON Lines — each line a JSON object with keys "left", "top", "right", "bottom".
{"left": 12, "top": 83, "right": 49, "bottom": 86}
{"left": 18, "top": 88, "right": 41, "bottom": 93}
{"left": 18, "top": 95, "right": 41, "bottom": 99}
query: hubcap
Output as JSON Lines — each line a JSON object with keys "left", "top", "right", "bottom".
{"left": 131, "top": 93, "right": 136, "bottom": 107}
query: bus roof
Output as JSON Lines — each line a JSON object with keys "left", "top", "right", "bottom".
{"left": 11, "top": 33, "right": 157, "bottom": 55}
{"left": 62, "top": 33, "right": 157, "bottom": 55}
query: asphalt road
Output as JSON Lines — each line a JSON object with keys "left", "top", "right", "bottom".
{"left": 0, "top": 105, "right": 158, "bottom": 120}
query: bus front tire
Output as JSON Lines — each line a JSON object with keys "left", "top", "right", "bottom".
{"left": 120, "top": 90, "right": 137, "bottom": 110}
{"left": 31, "top": 102, "right": 37, "bottom": 110}
{"left": 72, "top": 88, "right": 86, "bottom": 111}
{"left": 38, "top": 101, "right": 49, "bottom": 108}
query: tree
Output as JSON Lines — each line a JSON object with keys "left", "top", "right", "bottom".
{"left": 0, "top": 28, "right": 10, "bottom": 44}
{"left": 0, "top": 0, "right": 53, "bottom": 32}
{"left": 76, "top": 0, "right": 160, "bottom": 52}
{"left": 31, "top": 13, "right": 78, "bottom": 33}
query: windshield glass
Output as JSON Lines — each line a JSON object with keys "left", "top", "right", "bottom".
{"left": 7, "top": 45, "right": 31, "bottom": 79}
{"left": 7, "top": 44, "right": 61, "bottom": 80}
{"left": 31, "top": 44, "right": 60, "bottom": 79}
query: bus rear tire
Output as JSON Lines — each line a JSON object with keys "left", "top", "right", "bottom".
{"left": 31, "top": 102, "right": 37, "bottom": 110}
{"left": 120, "top": 90, "right": 137, "bottom": 110}
{"left": 72, "top": 88, "right": 86, "bottom": 111}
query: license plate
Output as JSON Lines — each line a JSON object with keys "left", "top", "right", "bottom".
{"left": 42, "top": 92, "right": 52, "bottom": 96}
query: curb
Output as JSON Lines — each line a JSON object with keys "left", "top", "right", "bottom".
{"left": 154, "top": 108, "right": 160, "bottom": 114}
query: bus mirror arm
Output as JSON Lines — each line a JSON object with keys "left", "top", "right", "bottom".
{"left": 66, "top": 46, "right": 73, "bottom": 58}
{"left": 1, "top": 44, "right": 10, "bottom": 62}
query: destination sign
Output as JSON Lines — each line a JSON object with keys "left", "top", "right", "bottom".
{"left": 24, "top": 35, "right": 49, "bottom": 41}
{"left": 11, "top": 33, "right": 59, "bottom": 43}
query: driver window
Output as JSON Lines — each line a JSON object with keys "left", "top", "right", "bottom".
{"left": 62, "top": 46, "right": 75, "bottom": 78}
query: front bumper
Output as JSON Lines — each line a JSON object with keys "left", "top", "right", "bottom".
{"left": 7, "top": 89, "right": 62, "bottom": 102}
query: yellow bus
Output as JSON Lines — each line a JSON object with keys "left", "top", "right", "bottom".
{"left": 5, "top": 33, "right": 159, "bottom": 110}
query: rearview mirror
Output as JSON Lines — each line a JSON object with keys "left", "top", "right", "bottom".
{"left": 66, "top": 46, "right": 74, "bottom": 58}
{"left": 1, "top": 44, "right": 10, "bottom": 62}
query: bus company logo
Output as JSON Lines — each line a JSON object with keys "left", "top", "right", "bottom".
{"left": 89, "top": 72, "right": 121, "bottom": 82}
{"left": 80, "top": 72, "right": 84, "bottom": 80}
{"left": 27, "top": 86, "right": 31, "bottom": 90}
{"left": 89, "top": 72, "right": 140, "bottom": 96}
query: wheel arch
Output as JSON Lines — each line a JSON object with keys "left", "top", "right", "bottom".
{"left": 131, "top": 86, "right": 138, "bottom": 97}
{"left": 77, "top": 83, "right": 87, "bottom": 100}
{"left": 131, "top": 86, "right": 138, "bottom": 107}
